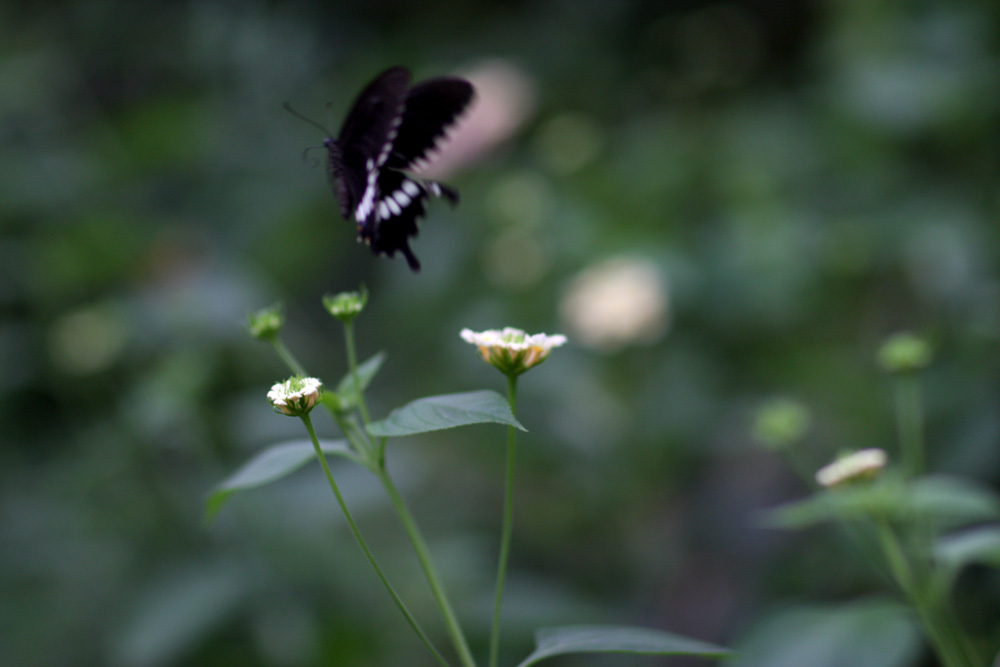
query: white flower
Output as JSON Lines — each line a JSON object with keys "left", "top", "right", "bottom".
{"left": 460, "top": 327, "right": 566, "bottom": 376}
{"left": 267, "top": 377, "right": 323, "bottom": 417}
{"left": 815, "top": 448, "right": 888, "bottom": 488}
{"left": 559, "top": 256, "right": 669, "bottom": 352}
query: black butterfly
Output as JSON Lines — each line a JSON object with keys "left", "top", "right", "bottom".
{"left": 291, "top": 67, "right": 474, "bottom": 271}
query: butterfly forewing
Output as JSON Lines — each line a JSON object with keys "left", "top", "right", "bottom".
{"left": 386, "top": 77, "right": 474, "bottom": 172}
{"left": 334, "top": 67, "right": 411, "bottom": 222}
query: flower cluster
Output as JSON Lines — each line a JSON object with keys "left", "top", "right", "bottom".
{"left": 815, "top": 448, "right": 888, "bottom": 488}
{"left": 267, "top": 376, "right": 323, "bottom": 417}
{"left": 460, "top": 327, "right": 567, "bottom": 377}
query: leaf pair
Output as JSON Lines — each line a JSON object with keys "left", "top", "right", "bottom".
{"left": 207, "top": 389, "right": 524, "bottom": 520}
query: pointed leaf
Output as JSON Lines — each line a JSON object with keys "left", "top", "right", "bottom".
{"left": 763, "top": 474, "right": 1000, "bottom": 530}
{"left": 909, "top": 475, "right": 1000, "bottom": 527}
{"left": 367, "top": 390, "right": 526, "bottom": 437}
{"left": 936, "top": 525, "right": 1000, "bottom": 579}
{"left": 206, "top": 439, "right": 353, "bottom": 520}
{"left": 336, "top": 352, "right": 386, "bottom": 409}
{"left": 727, "top": 600, "right": 920, "bottom": 667}
{"left": 516, "top": 625, "right": 729, "bottom": 667}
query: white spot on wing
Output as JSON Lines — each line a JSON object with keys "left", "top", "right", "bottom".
{"left": 378, "top": 201, "right": 390, "bottom": 219}
{"left": 402, "top": 180, "right": 420, "bottom": 197}
{"left": 394, "top": 191, "right": 410, "bottom": 208}
{"left": 386, "top": 197, "right": 401, "bottom": 216}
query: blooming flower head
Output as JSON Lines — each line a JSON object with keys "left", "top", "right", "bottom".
{"left": 267, "top": 376, "right": 323, "bottom": 417}
{"left": 815, "top": 448, "right": 888, "bottom": 488}
{"left": 460, "top": 327, "right": 566, "bottom": 377}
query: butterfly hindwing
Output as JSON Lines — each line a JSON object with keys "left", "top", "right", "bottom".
{"left": 357, "top": 170, "right": 460, "bottom": 272}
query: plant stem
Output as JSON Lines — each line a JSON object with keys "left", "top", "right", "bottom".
{"left": 376, "top": 467, "right": 478, "bottom": 667}
{"left": 344, "top": 321, "right": 373, "bottom": 427}
{"left": 300, "top": 414, "right": 451, "bottom": 667}
{"left": 489, "top": 375, "right": 519, "bottom": 667}
{"left": 876, "top": 518, "right": 968, "bottom": 667}
{"left": 895, "top": 375, "right": 924, "bottom": 477}
{"left": 271, "top": 338, "right": 307, "bottom": 377}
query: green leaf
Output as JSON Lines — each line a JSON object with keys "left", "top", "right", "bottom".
{"left": 367, "top": 390, "right": 526, "bottom": 437}
{"left": 762, "top": 474, "right": 1000, "bottom": 530}
{"left": 908, "top": 475, "right": 1000, "bottom": 527}
{"left": 516, "top": 625, "right": 729, "bottom": 666}
{"left": 336, "top": 352, "right": 387, "bottom": 409}
{"left": 762, "top": 480, "right": 902, "bottom": 529}
{"left": 935, "top": 525, "right": 1000, "bottom": 578}
{"left": 725, "top": 599, "right": 920, "bottom": 667}
{"left": 205, "top": 439, "right": 353, "bottom": 520}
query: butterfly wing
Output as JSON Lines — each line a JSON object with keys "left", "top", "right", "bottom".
{"left": 385, "top": 76, "right": 474, "bottom": 172}
{"left": 334, "top": 67, "right": 411, "bottom": 222}
{"left": 360, "top": 170, "right": 460, "bottom": 271}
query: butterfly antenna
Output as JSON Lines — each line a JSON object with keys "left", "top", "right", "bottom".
{"left": 283, "top": 102, "right": 334, "bottom": 137}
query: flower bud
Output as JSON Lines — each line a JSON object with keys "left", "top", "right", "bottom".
{"left": 460, "top": 327, "right": 567, "bottom": 377}
{"left": 248, "top": 303, "right": 284, "bottom": 341}
{"left": 878, "top": 332, "right": 932, "bottom": 374}
{"left": 323, "top": 288, "right": 368, "bottom": 324}
{"left": 753, "top": 398, "right": 811, "bottom": 451}
{"left": 267, "top": 376, "right": 323, "bottom": 417}
{"left": 815, "top": 448, "right": 888, "bottom": 488}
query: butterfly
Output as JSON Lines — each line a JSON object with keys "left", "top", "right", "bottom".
{"left": 289, "top": 67, "right": 475, "bottom": 271}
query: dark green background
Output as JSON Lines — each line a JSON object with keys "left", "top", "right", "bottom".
{"left": 2, "top": 1, "right": 998, "bottom": 665}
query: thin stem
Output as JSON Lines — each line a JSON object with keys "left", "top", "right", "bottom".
{"left": 895, "top": 375, "right": 924, "bottom": 477}
{"left": 300, "top": 414, "right": 451, "bottom": 667}
{"left": 343, "top": 321, "right": 373, "bottom": 427}
{"left": 376, "top": 467, "right": 477, "bottom": 667}
{"left": 489, "top": 374, "right": 519, "bottom": 667}
{"left": 876, "top": 518, "right": 968, "bottom": 667}
{"left": 271, "top": 338, "right": 307, "bottom": 377}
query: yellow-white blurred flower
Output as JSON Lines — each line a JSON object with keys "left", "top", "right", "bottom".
{"left": 560, "top": 256, "right": 669, "bottom": 351}
{"left": 460, "top": 327, "right": 566, "bottom": 376}
{"left": 267, "top": 377, "right": 323, "bottom": 417}
{"left": 815, "top": 448, "right": 888, "bottom": 488}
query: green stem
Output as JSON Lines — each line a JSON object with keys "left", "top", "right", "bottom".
{"left": 489, "top": 374, "right": 519, "bottom": 667}
{"left": 376, "top": 467, "right": 477, "bottom": 667}
{"left": 344, "top": 321, "right": 373, "bottom": 427}
{"left": 271, "top": 338, "right": 307, "bottom": 377}
{"left": 300, "top": 414, "right": 451, "bottom": 667}
{"left": 876, "top": 518, "right": 968, "bottom": 667}
{"left": 895, "top": 375, "right": 924, "bottom": 477}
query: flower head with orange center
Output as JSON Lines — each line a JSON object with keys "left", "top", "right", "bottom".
{"left": 460, "top": 327, "right": 566, "bottom": 377}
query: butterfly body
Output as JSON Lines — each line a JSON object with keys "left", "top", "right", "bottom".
{"left": 317, "top": 67, "right": 474, "bottom": 271}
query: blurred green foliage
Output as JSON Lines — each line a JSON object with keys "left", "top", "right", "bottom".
{"left": 2, "top": 1, "right": 999, "bottom": 665}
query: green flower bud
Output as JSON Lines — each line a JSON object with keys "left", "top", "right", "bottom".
{"left": 248, "top": 303, "right": 284, "bottom": 342}
{"left": 323, "top": 287, "right": 368, "bottom": 324}
{"left": 878, "top": 332, "right": 932, "bottom": 374}
{"left": 753, "top": 398, "right": 811, "bottom": 451}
